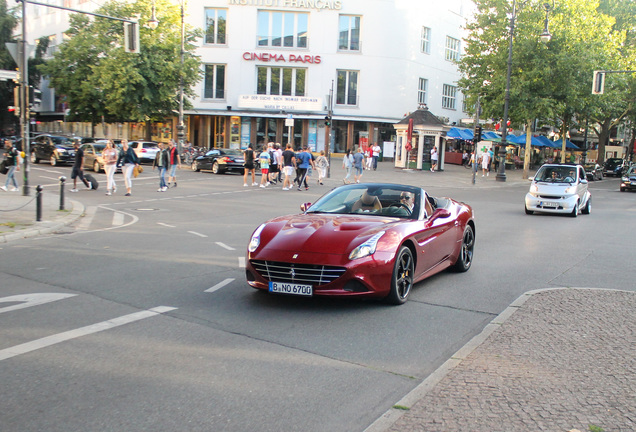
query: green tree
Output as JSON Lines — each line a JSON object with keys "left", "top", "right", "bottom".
{"left": 0, "top": 0, "right": 18, "bottom": 135}
{"left": 459, "top": 0, "right": 623, "bottom": 170}
{"left": 40, "top": 0, "right": 202, "bottom": 137}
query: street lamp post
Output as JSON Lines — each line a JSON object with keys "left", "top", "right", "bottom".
{"left": 497, "top": 0, "right": 553, "bottom": 182}
{"left": 177, "top": 2, "right": 185, "bottom": 154}
{"left": 497, "top": 0, "right": 518, "bottom": 182}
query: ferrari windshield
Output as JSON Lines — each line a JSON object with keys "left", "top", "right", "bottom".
{"left": 306, "top": 184, "right": 421, "bottom": 218}
{"left": 535, "top": 166, "right": 577, "bottom": 183}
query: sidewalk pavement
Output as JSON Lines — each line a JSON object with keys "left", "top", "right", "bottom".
{"left": 0, "top": 186, "right": 84, "bottom": 243}
{"left": 2, "top": 163, "right": 633, "bottom": 432}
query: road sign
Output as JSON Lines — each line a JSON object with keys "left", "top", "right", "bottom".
{"left": 0, "top": 69, "right": 18, "bottom": 81}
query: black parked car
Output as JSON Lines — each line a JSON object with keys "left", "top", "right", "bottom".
{"left": 31, "top": 134, "right": 76, "bottom": 166}
{"left": 603, "top": 158, "right": 626, "bottom": 177}
{"left": 191, "top": 148, "right": 245, "bottom": 174}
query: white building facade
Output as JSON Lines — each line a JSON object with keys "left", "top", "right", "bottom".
{"left": 26, "top": 0, "right": 474, "bottom": 153}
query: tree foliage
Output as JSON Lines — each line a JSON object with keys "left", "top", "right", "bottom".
{"left": 458, "top": 0, "right": 634, "bottom": 162}
{"left": 0, "top": 0, "right": 18, "bottom": 135}
{"left": 40, "top": 0, "right": 202, "bottom": 128}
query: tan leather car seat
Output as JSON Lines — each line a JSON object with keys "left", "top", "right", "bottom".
{"left": 352, "top": 190, "right": 382, "bottom": 213}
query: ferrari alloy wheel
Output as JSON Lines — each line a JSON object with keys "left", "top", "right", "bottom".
{"left": 192, "top": 161, "right": 199, "bottom": 172}
{"left": 50, "top": 155, "right": 57, "bottom": 166}
{"left": 387, "top": 246, "right": 414, "bottom": 305}
{"left": 452, "top": 225, "right": 474, "bottom": 272}
{"left": 212, "top": 161, "right": 220, "bottom": 174}
{"left": 31, "top": 152, "right": 39, "bottom": 164}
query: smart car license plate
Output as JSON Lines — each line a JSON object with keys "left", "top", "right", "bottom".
{"left": 269, "top": 282, "right": 313, "bottom": 296}
{"left": 542, "top": 201, "right": 558, "bottom": 208}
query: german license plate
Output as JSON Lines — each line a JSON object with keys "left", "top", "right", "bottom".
{"left": 542, "top": 201, "right": 558, "bottom": 208}
{"left": 269, "top": 281, "right": 313, "bottom": 296}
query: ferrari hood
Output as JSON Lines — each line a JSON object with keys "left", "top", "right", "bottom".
{"left": 262, "top": 214, "right": 395, "bottom": 255}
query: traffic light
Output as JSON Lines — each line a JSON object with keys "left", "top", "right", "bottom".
{"left": 474, "top": 125, "right": 482, "bottom": 143}
{"left": 324, "top": 115, "right": 331, "bottom": 127}
{"left": 28, "top": 86, "right": 41, "bottom": 108}
{"left": 592, "top": 71, "right": 605, "bottom": 95}
{"left": 124, "top": 21, "right": 140, "bottom": 53}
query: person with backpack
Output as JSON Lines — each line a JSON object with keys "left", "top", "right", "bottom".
{"left": 267, "top": 142, "right": 279, "bottom": 184}
{"left": 153, "top": 142, "right": 170, "bottom": 192}
{"left": 1, "top": 139, "right": 19, "bottom": 192}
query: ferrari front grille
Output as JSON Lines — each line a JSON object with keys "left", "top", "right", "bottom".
{"left": 250, "top": 260, "right": 346, "bottom": 286}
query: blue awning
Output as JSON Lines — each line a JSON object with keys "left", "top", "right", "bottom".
{"left": 554, "top": 139, "right": 580, "bottom": 150}
{"left": 446, "top": 127, "right": 474, "bottom": 140}
{"left": 482, "top": 131, "right": 500, "bottom": 140}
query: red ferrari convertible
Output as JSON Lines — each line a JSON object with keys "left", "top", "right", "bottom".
{"left": 245, "top": 183, "right": 475, "bottom": 304}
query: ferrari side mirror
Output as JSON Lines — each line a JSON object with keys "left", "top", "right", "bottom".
{"left": 430, "top": 208, "right": 451, "bottom": 222}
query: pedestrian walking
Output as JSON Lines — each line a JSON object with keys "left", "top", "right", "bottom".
{"left": 118, "top": 139, "right": 140, "bottom": 196}
{"left": 294, "top": 146, "right": 314, "bottom": 190}
{"left": 70, "top": 141, "right": 91, "bottom": 192}
{"left": 267, "top": 142, "right": 279, "bottom": 184}
{"left": 167, "top": 140, "right": 181, "bottom": 187}
{"left": 259, "top": 145, "right": 271, "bottom": 188}
{"left": 352, "top": 147, "right": 365, "bottom": 183}
{"left": 481, "top": 151, "right": 491, "bottom": 177}
{"left": 315, "top": 150, "right": 329, "bottom": 185}
{"left": 430, "top": 146, "right": 438, "bottom": 172}
{"left": 1, "top": 139, "right": 19, "bottom": 192}
{"left": 275, "top": 143, "right": 283, "bottom": 182}
{"left": 365, "top": 147, "right": 373, "bottom": 170}
{"left": 281, "top": 143, "right": 296, "bottom": 190}
{"left": 372, "top": 142, "right": 381, "bottom": 170}
{"left": 153, "top": 142, "right": 169, "bottom": 192}
{"left": 102, "top": 139, "right": 119, "bottom": 195}
{"left": 342, "top": 149, "right": 354, "bottom": 184}
{"left": 243, "top": 143, "right": 257, "bottom": 186}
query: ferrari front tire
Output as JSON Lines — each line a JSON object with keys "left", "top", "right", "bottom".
{"left": 451, "top": 225, "right": 474, "bottom": 272}
{"left": 387, "top": 246, "right": 414, "bottom": 305}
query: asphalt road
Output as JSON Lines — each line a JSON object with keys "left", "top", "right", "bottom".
{"left": 1, "top": 162, "right": 634, "bottom": 432}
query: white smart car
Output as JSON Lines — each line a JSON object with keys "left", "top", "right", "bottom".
{"left": 525, "top": 163, "right": 591, "bottom": 217}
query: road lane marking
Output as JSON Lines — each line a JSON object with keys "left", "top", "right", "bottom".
{"left": 0, "top": 306, "right": 177, "bottom": 362}
{"left": 188, "top": 231, "right": 208, "bottom": 238}
{"left": 112, "top": 212, "right": 125, "bottom": 226}
{"left": 0, "top": 293, "right": 77, "bottom": 315}
{"left": 205, "top": 278, "right": 235, "bottom": 293}
{"left": 238, "top": 257, "right": 245, "bottom": 268}
{"left": 215, "top": 242, "right": 235, "bottom": 251}
{"left": 76, "top": 205, "right": 97, "bottom": 230}
{"left": 157, "top": 222, "right": 176, "bottom": 228}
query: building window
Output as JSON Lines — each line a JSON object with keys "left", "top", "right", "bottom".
{"left": 338, "top": 15, "right": 360, "bottom": 51}
{"left": 256, "top": 67, "right": 306, "bottom": 96}
{"left": 421, "top": 27, "right": 430, "bottom": 54}
{"left": 445, "top": 36, "right": 460, "bottom": 61}
{"left": 442, "top": 84, "right": 457, "bottom": 110}
{"left": 336, "top": 70, "right": 358, "bottom": 105}
{"left": 418, "top": 78, "right": 427, "bottom": 105}
{"left": 204, "top": 64, "right": 226, "bottom": 99}
{"left": 257, "top": 11, "right": 308, "bottom": 48}
{"left": 205, "top": 8, "right": 227, "bottom": 45}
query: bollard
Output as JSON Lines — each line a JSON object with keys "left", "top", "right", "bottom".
{"left": 59, "top": 176, "right": 66, "bottom": 211}
{"left": 36, "top": 185, "right": 43, "bottom": 222}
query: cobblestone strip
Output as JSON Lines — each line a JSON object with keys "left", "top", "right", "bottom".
{"left": 366, "top": 288, "right": 636, "bottom": 432}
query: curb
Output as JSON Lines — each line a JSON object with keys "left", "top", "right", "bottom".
{"left": 0, "top": 198, "right": 85, "bottom": 244}
{"left": 362, "top": 287, "right": 625, "bottom": 432}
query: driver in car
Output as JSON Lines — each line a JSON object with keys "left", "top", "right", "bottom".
{"left": 399, "top": 191, "right": 415, "bottom": 211}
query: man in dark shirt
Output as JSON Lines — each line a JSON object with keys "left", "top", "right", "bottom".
{"left": 70, "top": 142, "right": 91, "bottom": 192}
{"left": 281, "top": 143, "right": 296, "bottom": 190}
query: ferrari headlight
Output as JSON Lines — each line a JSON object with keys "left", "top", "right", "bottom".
{"left": 248, "top": 224, "right": 265, "bottom": 252}
{"left": 349, "top": 231, "right": 385, "bottom": 260}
